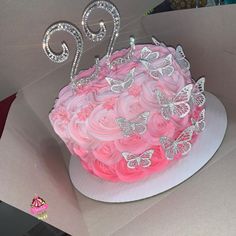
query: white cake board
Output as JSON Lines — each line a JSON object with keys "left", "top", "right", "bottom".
{"left": 69, "top": 92, "right": 227, "bottom": 203}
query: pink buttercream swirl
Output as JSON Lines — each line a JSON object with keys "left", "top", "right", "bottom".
{"left": 49, "top": 43, "right": 203, "bottom": 182}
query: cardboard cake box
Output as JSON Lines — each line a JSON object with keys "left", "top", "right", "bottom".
{"left": 1, "top": 1, "right": 236, "bottom": 235}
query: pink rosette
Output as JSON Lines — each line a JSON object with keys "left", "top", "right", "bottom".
{"left": 114, "top": 134, "right": 150, "bottom": 154}
{"left": 49, "top": 106, "right": 70, "bottom": 142}
{"left": 91, "top": 159, "right": 119, "bottom": 182}
{"left": 92, "top": 141, "right": 121, "bottom": 165}
{"left": 94, "top": 87, "right": 120, "bottom": 104}
{"left": 66, "top": 92, "right": 96, "bottom": 117}
{"left": 109, "top": 48, "right": 129, "bottom": 62}
{"left": 73, "top": 144, "right": 89, "bottom": 160}
{"left": 68, "top": 114, "right": 95, "bottom": 149}
{"left": 86, "top": 104, "right": 121, "bottom": 141}
{"left": 140, "top": 79, "right": 162, "bottom": 111}
{"left": 116, "top": 92, "right": 145, "bottom": 120}
{"left": 158, "top": 72, "right": 186, "bottom": 94}
{"left": 171, "top": 114, "right": 191, "bottom": 133}
{"left": 128, "top": 84, "right": 142, "bottom": 97}
{"left": 146, "top": 111, "right": 177, "bottom": 144}
{"left": 80, "top": 159, "right": 93, "bottom": 173}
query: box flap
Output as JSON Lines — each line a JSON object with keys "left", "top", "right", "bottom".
{"left": 0, "top": 93, "right": 89, "bottom": 235}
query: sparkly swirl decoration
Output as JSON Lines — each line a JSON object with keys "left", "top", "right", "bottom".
{"left": 71, "top": 58, "right": 100, "bottom": 89}
{"left": 82, "top": 0, "right": 120, "bottom": 59}
{"left": 43, "top": 1, "right": 121, "bottom": 88}
{"left": 42, "top": 23, "right": 83, "bottom": 86}
{"left": 110, "top": 37, "right": 135, "bottom": 68}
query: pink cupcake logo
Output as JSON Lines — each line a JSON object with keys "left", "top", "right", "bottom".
{"left": 30, "top": 195, "right": 48, "bottom": 220}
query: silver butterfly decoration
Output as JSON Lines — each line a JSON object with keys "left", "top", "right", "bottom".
{"left": 191, "top": 109, "right": 206, "bottom": 133}
{"left": 139, "top": 47, "right": 174, "bottom": 79}
{"left": 116, "top": 111, "right": 150, "bottom": 137}
{"left": 156, "top": 84, "right": 193, "bottom": 120}
{"left": 191, "top": 77, "right": 206, "bottom": 107}
{"left": 160, "top": 126, "right": 194, "bottom": 160}
{"left": 105, "top": 68, "right": 135, "bottom": 93}
{"left": 110, "top": 37, "right": 135, "bottom": 68}
{"left": 175, "top": 45, "right": 190, "bottom": 71}
{"left": 152, "top": 36, "right": 166, "bottom": 47}
{"left": 151, "top": 54, "right": 174, "bottom": 79}
{"left": 139, "top": 46, "right": 159, "bottom": 68}
{"left": 122, "top": 149, "right": 154, "bottom": 169}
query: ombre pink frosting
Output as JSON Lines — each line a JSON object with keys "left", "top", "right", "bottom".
{"left": 49, "top": 44, "right": 204, "bottom": 183}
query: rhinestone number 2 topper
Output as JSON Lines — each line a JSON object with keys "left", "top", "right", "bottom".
{"left": 42, "top": 0, "right": 120, "bottom": 88}
{"left": 82, "top": 1, "right": 120, "bottom": 58}
{"left": 42, "top": 23, "right": 83, "bottom": 87}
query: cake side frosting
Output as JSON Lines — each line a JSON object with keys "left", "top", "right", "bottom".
{"left": 49, "top": 43, "right": 205, "bottom": 182}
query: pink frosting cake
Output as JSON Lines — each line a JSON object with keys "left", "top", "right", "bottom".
{"left": 49, "top": 42, "right": 206, "bottom": 182}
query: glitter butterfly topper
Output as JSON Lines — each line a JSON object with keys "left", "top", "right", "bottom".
{"left": 160, "top": 126, "right": 194, "bottom": 160}
{"left": 116, "top": 111, "right": 150, "bottom": 137}
{"left": 43, "top": 0, "right": 120, "bottom": 89}
{"left": 122, "top": 149, "right": 154, "bottom": 169}
{"left": 156, "top": 84, "right": 193, "bottom": 120}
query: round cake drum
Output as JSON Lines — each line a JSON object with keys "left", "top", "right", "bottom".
{"left": 69, "top": 92, "right": 227, "bottom": 202}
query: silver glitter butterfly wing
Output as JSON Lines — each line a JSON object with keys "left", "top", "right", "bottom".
{"left": 148, "top": 69, "right": 160, "bottom": 80}
{"left": 160, "top": 66, "right": 174, "bottom": 77}
{"left": 122, "top": 152, "right": 139, "bottom": 169}
{"left": 156, "top": 84, "right": 192, "bottom": 120}
{"left": 152, "top": 36, "right": 166, "bottom": 47}
{"left": 141, "top": 47, "right": 159, "bottom": 63}
{"left": 116, "top": 118, "right": 134, "bottom": 137}
{"left": 105, "top": 68, "right": 135, "bottom": 93}
{"left": 133, "top": 111, "right": 150, "bottom": 134}
{"left": 105, "top": 77, "right": 122, "bottom": 93}
{"left": 191, "top": 77, "right": 206, "bottom": 107}
{"left": 172, "top": 84, "right": 193, "bottom": 118}
{"left": 140, "top": 47, "right": 159, "bottom": 71}
{"left": 116, "top": 111, "right": 150, "bottom": 136}
{"left": 191, "top": 109, "right": 206, "bottom": 132}
{"left": 160, "top": 126, "right": 194, "bottom": 160}
{"left": 160, "top": 136, "right": 177, "bottom": 160}
{"left": 150, "top": 54, "right": 174, "bottom": 79}
{"left": 175, "top": 45, "right": 190, "bottom": 71}
{"left": 156, "top": 90, "right": 172, "bottom": 120}
{"left": 139, "top": 149, "right": 154, "bottom": 168}
{"left": 175, "top": 126, "right": 194, "bottom": 155}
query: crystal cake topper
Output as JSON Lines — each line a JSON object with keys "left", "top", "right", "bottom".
{"left": 42, "top": 22, "right": 83, "bottom": 86}
{"left": 82, "top": 1, "right": 120, "bottom": 59}
{"left": 42, "top": 0, "right": 120, "bottom": 88}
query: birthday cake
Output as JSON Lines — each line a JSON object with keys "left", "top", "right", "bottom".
{"left": 48, "top": 37, "right": 206, "bottom": 182}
